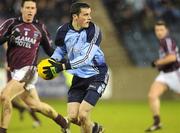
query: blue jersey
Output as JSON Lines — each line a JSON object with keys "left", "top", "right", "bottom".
{"left": 51, "top": 22, "right": 108, "bottom": 78}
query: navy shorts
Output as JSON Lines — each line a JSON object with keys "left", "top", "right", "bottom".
{"left": 68, "top": 73, "right": 109, "bottom": 106}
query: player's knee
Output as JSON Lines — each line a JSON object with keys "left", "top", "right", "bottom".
{"left": 148, "top": 92, "right": 158, "bottom": 101}
{"left": 68, "top": 113, "right": 78, "bottom": 123}
{"left": 29, "top": 108, "right": 37, "bottom": 113}
{"left": 27, "top": 104, "right": 36, "bottom": 109}
{"left": 69, "top": 117, "right": 78, "bottom": 124}
{"left": 1, "top": 94, "right": 11, "bottom": 105}
{"left": 25, "top": 101, "right": 41, "bottom": 111}
{"left": 1, "top": 95, "right": 12, "bottom": 113}
{"left": 68, "top": 107, "right": 79, "bottom": 122}
{"left": 78, "top": 110, "right": 88, "bottom": 124}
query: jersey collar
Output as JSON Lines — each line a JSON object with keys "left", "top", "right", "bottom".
{"left": 69, "top": 22, "right": 84, "bottom": 33}
{"left": 18, "top": 16, "right": 39, "bottom": 24}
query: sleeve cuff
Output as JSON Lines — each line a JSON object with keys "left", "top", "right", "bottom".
{"left": 64, "top": 63, "right": 71, "bottom": 70}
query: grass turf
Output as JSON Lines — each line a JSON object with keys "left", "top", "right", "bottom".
{"left": 5, "top": 99, "right": 180, "bottom": 133}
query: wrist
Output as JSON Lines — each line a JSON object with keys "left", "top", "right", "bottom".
{"left": 62, "top": 64, "right": 66, "bottom": 70}
{"left": 63, "top": 63, "right": 71, "bottom": 70}
{"left": 0, "top": 36, "right": 9, "bottom": 44}
{"left": 151, "top": 60, "right": 156, "bottom": 67}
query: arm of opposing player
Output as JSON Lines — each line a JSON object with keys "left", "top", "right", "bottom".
{"left": 40, "top": 24, "right": 54, "bottom": 56}
{"left": 40, "top": 38, "right": 54, "bottom": 56}
{"left": 0, "top": 18, "right": 14, "bottom": 45}
{"left": 155, "top": 54, "right": 176, "bottom": 66}
{"left": 155, "top": 38, "right": 177, "bottom": 66}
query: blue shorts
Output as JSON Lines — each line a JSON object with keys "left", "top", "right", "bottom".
{"left": 68, "top": 73, "right": 109, "bottom": 106}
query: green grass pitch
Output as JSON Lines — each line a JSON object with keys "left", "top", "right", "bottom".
{"left": 5, "top": 99, "right": 180, "bottom": 133}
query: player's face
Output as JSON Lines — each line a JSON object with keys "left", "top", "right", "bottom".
{"left": 21, "top": 1, "right": 37, "bottom": 23}
{"left": 155, "top": 25, "right": 168, "bottom": 39}
{"left": 75, "top": 8, "right": 92, "bottom": 29}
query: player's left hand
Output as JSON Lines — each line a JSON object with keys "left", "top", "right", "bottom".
{"left": 42, "top": 59, "right": 63, "bottom": 79}
{"left": 151, "top": 60, "right": 156, "bottom": 67}
{"left": 9, "top": 29, "right": 20, "bottom": 44}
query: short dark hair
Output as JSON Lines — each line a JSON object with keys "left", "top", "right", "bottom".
{"left": 21, "top": 0, "right": 37, "bottom": 7}
{"left": 155, "top": 20, "right": 168, "bottom": 28}
{"left": 70, "top": 2, "right": 90, "bottom": 18}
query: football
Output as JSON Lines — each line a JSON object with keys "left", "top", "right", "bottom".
{"left": 37, "top": 58, "right": 58, "bottom": 80}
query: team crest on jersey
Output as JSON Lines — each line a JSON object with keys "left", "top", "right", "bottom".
{"left": 33, "top": 31, "right": 40, "bottom": 39}
{"left": 24, "top": 28, "right": 30, "bottom": 31}
{"left": 24, "top": 28, "right": 30, "bottom": 36}
{"left": 25, "top": 31, "right": 28, "bottom": 36}
{"left": 14, "top": 28, "right": 20, "bottom": 33}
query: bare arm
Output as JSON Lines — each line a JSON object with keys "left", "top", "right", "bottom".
{"left": 3, "top": 42, "right": 8, "bottom": 50}
{"left": 155, "top": 54, "right": 176, "bottom": 66}
{"left": 2, "top": 42, "right": 10, "bottom": 71}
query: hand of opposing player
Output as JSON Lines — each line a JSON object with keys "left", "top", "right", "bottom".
{"left": 151, "top": 60, "right": 157, "bottom": 67}
{"left": 9, "top": 29, "right": 20, "bottom": 44}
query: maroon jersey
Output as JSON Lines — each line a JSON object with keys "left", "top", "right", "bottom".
{"left": 158, "top": 36, "right": 180, "bottom": 72}
{"left": 0, "top": 17, "right": 54, "bottom": 70}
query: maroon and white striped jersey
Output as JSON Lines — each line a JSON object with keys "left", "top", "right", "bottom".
{"left": 0, "top": 17, "right": 54, "bottom": 70}
{"left": 158, "top": 36, "right": 180, "bottom": 72}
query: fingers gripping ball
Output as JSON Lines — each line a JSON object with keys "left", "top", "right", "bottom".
{"left": 37, "top": 58, "right": 59, "bottom": 80}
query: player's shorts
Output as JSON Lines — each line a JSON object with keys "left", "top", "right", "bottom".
{"left": 68, "top": 72, "right": 109, "bottom": 106}
{"left": 155, "top": 68, "right": 180, "bottom": 93}
{"left": 11, "top": 66, "right": 38, "bottom": 91}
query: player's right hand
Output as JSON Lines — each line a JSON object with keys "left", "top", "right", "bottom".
{"left": 47, "top": 58, "right": 63, "bottom": 73}
{"left": 9, "top": 29, "right": 20, "bottom": 44}
{"left": 151, "top": 61, "right": 156, "bottom": 67}
{"left": 42, "top": 58, "right": 63, "bottom": 79}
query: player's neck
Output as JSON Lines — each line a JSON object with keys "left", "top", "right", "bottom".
{"left": 72, "top": 21, "right": 81, "bottom": 31}
{"left": 22, "top": 16, "right": 33, "bottom": 23}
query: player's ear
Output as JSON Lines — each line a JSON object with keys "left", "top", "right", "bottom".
{"left": 34, "top": 7, "right": 37, "bottom": 15}
{"left": 20, "top": 7, "right": 23, "bottom": 14}
{"left": 72, "top": 14, "right": 78, "bottom": 20}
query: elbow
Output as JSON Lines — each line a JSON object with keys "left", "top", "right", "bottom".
{"left": 84, "top": 56, "right": 92, "bottom": 65}
{"left": 48, "top": 49, "right": 55, "bottom": 57}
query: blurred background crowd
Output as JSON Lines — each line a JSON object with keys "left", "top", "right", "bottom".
{"left": 103, "top": 0, "right": 180, "bottom": 66}
{"left": 0, "top": 0, "right": 180, "bottom": 66}
{"left": 0, "top": 0, "right": 74, "bottom": 39}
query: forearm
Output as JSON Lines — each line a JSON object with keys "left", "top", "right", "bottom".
{"left": 155, "top": 54, "right": 177, "bottom": 66}
{"left": 61, "top": 62, "right": 71, "bottom": 70}
{"left": 0, "top": 36, "right": 8, "bottom": 45}
{"left": 3, "top": 42, "right": 8, "bottom": 50}
{"left": 51, "top": 47, "right": 66, "bottom": 61}
{"left": 41, "top": 41, "right": 54, "bottom": 57}
{"left": 45, "top": 47, "right": 54, "bottom": 57}
{"left": 0, "top": 30, "right": 20, "bottom": 45}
